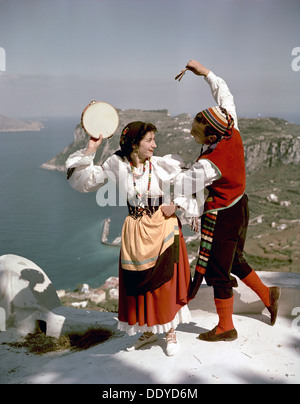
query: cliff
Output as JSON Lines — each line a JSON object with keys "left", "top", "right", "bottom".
{"left": 41, "top": 110, "right": 300, "bottom": 173}
{"left": 240, "top": 117, "right": 300, "bottom": 171}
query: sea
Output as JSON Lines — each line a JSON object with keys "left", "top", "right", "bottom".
{"left": 0, "top": 117, "right": 128, "bottom": 291}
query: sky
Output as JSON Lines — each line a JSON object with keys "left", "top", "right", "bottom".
{"left": 0, "top": 0, "right": 299, "bottom": 122}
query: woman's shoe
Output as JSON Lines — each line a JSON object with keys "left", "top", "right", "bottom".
{"left": 127, "top": 332, "right": 158, "bottom": 351}
{"left": 166, "top": 330, "right": 179, "bottom": 356}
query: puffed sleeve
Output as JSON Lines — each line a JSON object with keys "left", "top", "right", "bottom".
{"left": 151, "top": 155, "right": 205, "bottom": 217}
{"left": 151, "top": 154, "right": 183, "bottom": 181}
{"left": 173, "top": 159, "right": 219, "bottom": 217}
{"left": 65, "top": 149, "right": 108, "bottom": 193}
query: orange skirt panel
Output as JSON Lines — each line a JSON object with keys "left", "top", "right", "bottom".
{"left": 118, "top": 226, "right": 191, "bottom": 333}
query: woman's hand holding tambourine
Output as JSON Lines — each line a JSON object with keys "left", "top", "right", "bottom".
{"left": 84, "top": 134, "right": 103, "bottom": 155}
{"left": 81, "top": 100, "right": 119, "bottom": 139}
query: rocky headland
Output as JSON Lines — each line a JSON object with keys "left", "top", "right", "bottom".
{"left": 0, "top": 113, "right": 44, "bottom": 132}
{"left": 41, "top": 110, "right": 300, "bottom": 172}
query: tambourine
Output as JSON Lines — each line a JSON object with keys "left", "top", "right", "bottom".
{"left": 81, "top": 100, "right": 119, "bottom": 139}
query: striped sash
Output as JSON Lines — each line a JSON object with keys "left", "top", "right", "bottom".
{"left": 195, "top": 211, "right": 218, "bottom": 274}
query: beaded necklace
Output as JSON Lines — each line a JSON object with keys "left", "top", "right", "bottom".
{"left": 130, "top": 158, "right": 152, "bottom": 200}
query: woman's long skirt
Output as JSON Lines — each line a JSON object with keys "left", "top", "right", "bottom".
{"left": 117, "top": 222, "right": 192, "bottom": 336}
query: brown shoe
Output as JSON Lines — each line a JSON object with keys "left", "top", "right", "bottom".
{"left": 198, "top": 326, "right": 238, "bottom": 342}
{"left": 267, "top": 286, "right": 281, "bottom": 326}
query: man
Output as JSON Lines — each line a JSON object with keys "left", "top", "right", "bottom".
{"left": 174, "top": 60, "right": 280, "bottom": 342}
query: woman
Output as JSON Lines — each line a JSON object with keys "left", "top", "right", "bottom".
{"left": 66, "top": 121, "right": 192, "bottom": 356}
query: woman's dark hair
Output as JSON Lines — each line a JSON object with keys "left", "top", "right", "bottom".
{"left": 115, "top": 122, "right": 157, "bottom": 159}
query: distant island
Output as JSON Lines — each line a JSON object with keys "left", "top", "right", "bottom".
{"left": 0, "top": 113, "right": 44, "bottom": 132}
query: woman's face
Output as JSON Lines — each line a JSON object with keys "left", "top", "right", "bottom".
{"left": 137, "top": 131, "right": 157, "bottom": 160}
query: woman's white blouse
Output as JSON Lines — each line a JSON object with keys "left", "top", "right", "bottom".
{"left": 66, "top": 151, "right": 203, "bottom": 216}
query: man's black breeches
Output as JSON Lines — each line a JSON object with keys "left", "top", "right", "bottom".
{"left": 204, "top": 194, "right": 253, "bottom": 299}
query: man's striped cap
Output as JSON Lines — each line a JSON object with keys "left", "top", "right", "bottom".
{"left": 201, "top": 106, "right": 234, "bottom": 135}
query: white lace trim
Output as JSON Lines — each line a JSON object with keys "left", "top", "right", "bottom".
{"left": 117, "top": 304, "right": 192, "bottom": 336}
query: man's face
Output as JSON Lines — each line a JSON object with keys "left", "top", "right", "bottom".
{"left": 190, "top": 119, "right": 217, "bottom": 145}
{"left": 190, "top": 119, "right": 209, "bottom": 144}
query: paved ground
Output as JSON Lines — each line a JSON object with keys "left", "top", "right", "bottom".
{"left": 0, "top": 311, "right": 299, "bottom": 384}
{"left": 0, "top": 272, "right": 299, "bottom": 385}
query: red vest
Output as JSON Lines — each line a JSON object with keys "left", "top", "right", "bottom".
{"left": 198, "top": 128, "right": 246, "bottom": 213}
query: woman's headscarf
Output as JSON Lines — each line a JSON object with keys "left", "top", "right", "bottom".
{"left": 116, "top": 121, "right": 156, "bottom": 157}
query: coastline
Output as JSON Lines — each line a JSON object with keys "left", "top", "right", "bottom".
{"left": 57, "top": 276, "right": 119, "bottom": 313}
{"left": 0, "top": 127, "right": 44, "bottom": 132}
{"left": 40, "top": 163, "right": 66, "bottom": 172}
